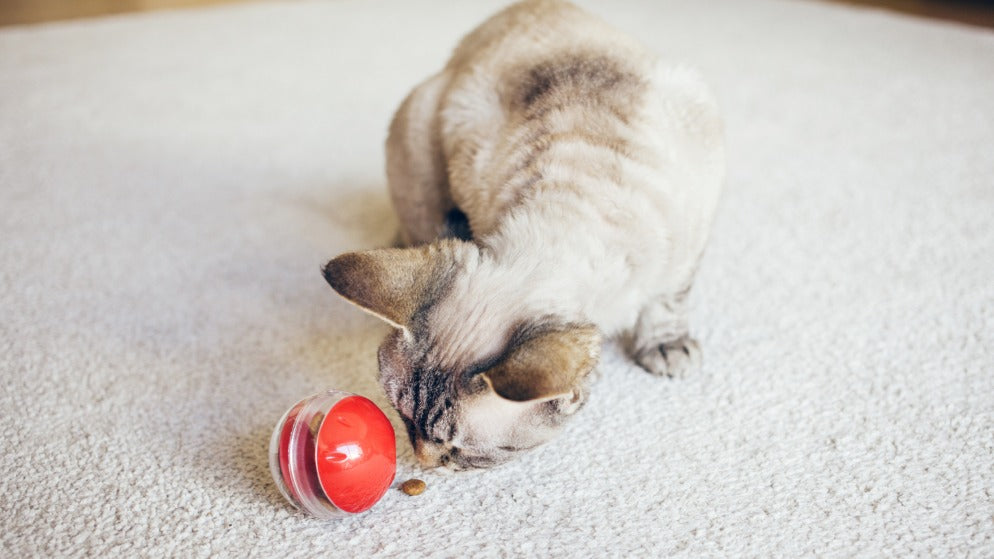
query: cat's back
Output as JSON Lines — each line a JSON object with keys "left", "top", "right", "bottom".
{"left": 445, "top": 0, "right": 650, "bottom": 90}
{"left": 439, "top": 0, "right": 723, "bottom": 276}
{"left": 439, "top": 0, "right": 658, "bottom": 230}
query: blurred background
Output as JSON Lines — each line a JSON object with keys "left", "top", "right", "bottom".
{"left": 1, "top": 0, "right": 993, "bottom": 28}
{"left": 0, "top": 0, "right": 244, "bottom": 25}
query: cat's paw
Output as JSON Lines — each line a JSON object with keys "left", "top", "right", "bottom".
{"left": 634, "top": 336, "right": 701, "bottom": 378}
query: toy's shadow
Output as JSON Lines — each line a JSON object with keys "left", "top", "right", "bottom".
{"left": 235, "top": 422, "right": 290, "bottom": 512}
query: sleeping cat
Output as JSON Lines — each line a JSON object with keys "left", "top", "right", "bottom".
{"left": 323, "top": 0, "right": 724, "bottom": 470}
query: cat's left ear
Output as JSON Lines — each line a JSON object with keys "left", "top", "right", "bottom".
{"left": 322, "top": 240, "right": 466, "bottom": 331}
{"left": 481, "top": 324, "right": 601, "bottom": 402}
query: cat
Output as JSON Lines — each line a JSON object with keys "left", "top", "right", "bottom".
{"left": 323, "top": 0, "right": 724, "bottom": 470}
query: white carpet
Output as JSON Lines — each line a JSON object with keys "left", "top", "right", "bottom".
{"left": 2, "top": 0, "right": 993, "bottom": 556}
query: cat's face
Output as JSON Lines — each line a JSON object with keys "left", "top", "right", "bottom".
{"left": 376, "top": 322, "right": 592, "bottom": 470}
{"left": 323, "top": 240, "right": 600, "bottom": 470}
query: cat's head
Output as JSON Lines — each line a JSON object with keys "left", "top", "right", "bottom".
{"left": 322, "top": 239, "right": 600, "bottom": 471}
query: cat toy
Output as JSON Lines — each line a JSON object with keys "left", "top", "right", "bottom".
{"left": 269, "top": 390, "right": 397, "bottom": 518}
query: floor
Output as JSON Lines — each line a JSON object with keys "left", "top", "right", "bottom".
{"left": 3, "top": 0, "right": 992, "bottom": 555}
{"left": 0, "top": 0, "right": 246, "bottom": 26}
{"left": 1, "top": 0, "right": 994, "bottom": 28}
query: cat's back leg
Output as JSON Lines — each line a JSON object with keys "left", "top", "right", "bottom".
{"left": 630, "top": 289, "right": 700, "bottom": 378}
{"left": 628, "top": 65, "right": 724, "bottom": 378}
{"left": 386, "top": 71, "right": 470, "bottom": 246}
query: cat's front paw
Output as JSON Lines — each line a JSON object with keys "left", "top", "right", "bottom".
{"left": 634, "top": 336, "right": 701, "bottom": 378}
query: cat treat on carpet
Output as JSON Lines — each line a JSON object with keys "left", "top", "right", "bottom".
{"left": 400, "top": 479, "right": 427, "bottom": 496}
{"left": 269, "top": 390, "right": 397, "bottom": 518}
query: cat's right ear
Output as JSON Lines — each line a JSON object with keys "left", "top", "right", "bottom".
{"left": 480, "top": 324, "right": 601, "bottom": 402}
{"left": 321, "top": 241, "right": 462, "bottom": 331}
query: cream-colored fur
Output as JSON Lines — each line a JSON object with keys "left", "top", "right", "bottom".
{"left": 327, "top": 0, "right": 724, "bottom": 469}
{"left": 387, "top": 0, "right": 724, "bottom": 375}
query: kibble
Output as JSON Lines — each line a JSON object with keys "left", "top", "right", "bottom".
{"left": 400, "top": 479, "right": 427, "bottom": 496}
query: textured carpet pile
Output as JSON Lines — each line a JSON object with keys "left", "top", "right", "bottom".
{"left": 2, "top": 0, "right": 992, "bottom": 556}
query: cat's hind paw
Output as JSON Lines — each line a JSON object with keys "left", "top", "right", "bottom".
{"left": 634, "top": 335, "right": 701, "bottom": 379}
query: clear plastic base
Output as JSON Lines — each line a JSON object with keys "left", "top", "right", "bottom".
{"left": 269, "top": 390, "right": 350, "bottom": 518}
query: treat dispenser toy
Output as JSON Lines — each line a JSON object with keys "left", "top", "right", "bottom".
{"left": 269, "top": 390, "right": 397, "bottom": 518}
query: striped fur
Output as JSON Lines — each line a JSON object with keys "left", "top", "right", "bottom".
{"left": 325, "top": 0, "right": 724, "bottom": 470}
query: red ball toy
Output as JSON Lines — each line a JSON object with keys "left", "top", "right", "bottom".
{"left": 269, "top": 390, "right": 397, "bottom": 518}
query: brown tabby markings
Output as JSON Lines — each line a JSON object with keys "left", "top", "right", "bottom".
{"left": 490, "top": 53, "right": 651, "bottom": 212}
{"left": 510, "top": 53, "right": 643, "bottom": 115}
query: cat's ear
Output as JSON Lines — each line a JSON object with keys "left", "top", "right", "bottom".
{"left": 322, "top": 241, "right": 463, "bottom": 330}
{"left": 481, "top": 324, "right": 601, "bottom": 401}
